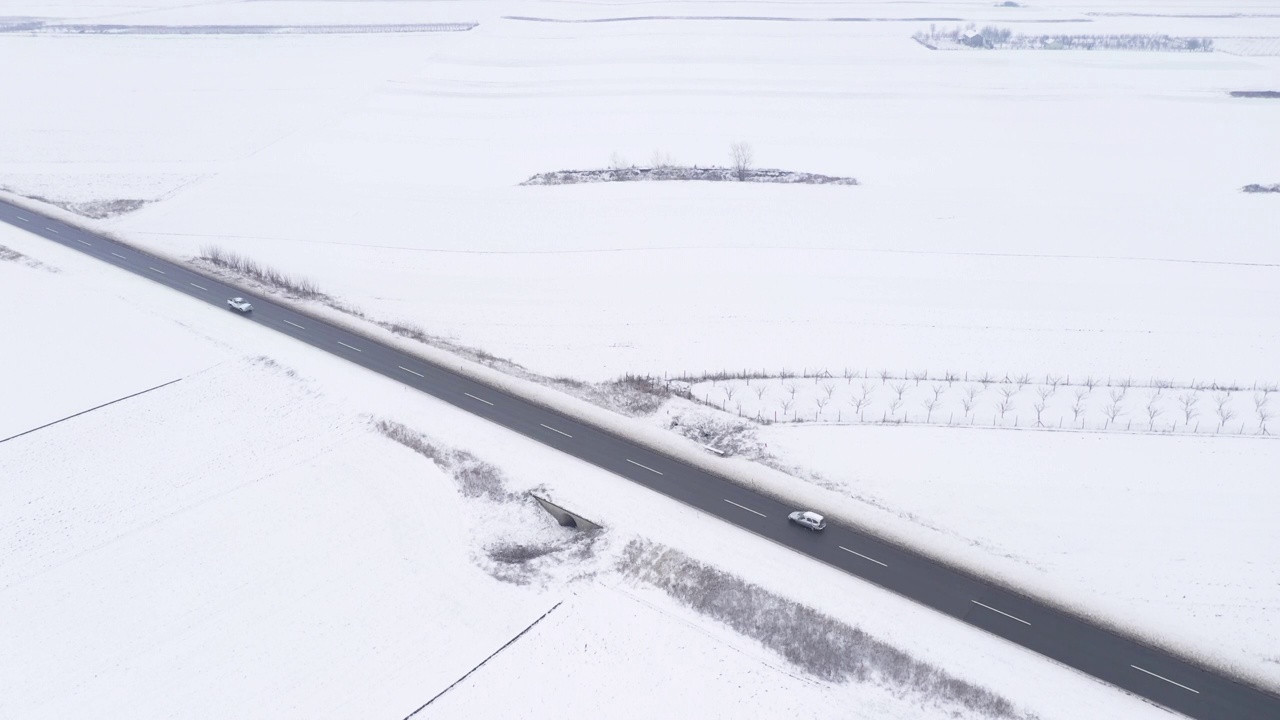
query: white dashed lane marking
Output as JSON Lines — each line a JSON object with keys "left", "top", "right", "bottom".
{"left": 839, "top": 546, "right": 888, "bottom": 567}
{"left": 540, "top": 423, "right": 572, "bottom": 438}
{"left": 399, "top": 366, "right": 425, "bottom": 378}
{"left": 626, "top": 459, "right": 663, "bottom": 476}
{"left": 724, "top": 499, "right": 766, "bottom": 517}
{"left": 972, "top": 600, "right": 1031, "bottom": 626}
{"left": 337, "top": 341, "right": 361, "bottom": 352}
{"left": 464, "top": 392, "right": 495, "bottom": 406}
{"left": 1131, "top": 665, "right": 1199, "bottom": 694}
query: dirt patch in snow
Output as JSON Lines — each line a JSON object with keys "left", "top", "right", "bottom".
{"left": 0, "top": 187, "right": 147, "bottom": 219}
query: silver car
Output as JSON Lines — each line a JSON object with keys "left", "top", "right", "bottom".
{"left": 227, "top": 297, "right": 253, "bottom": 313}
{"left": 788, "top": 510, "right": 827, "bottom": 531}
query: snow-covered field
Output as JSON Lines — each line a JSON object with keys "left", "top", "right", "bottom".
{"left": 2, "top": 0, "right": 1278, "bottom": 706}
{"left": 1, "top": 0, "right": 1277, "bottom": 384}
{"left": 0, "top": 225, "right": 1171, "bottom": 718}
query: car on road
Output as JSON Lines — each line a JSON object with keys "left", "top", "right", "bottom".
{"left": 788, "top": 510, "right": 826, "bottom": 531}
{"left": 227, "top": 297, "right": 253, "bottom": 313}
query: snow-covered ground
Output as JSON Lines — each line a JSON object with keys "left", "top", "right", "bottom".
{"left": 650, "top": 390, "right": 1280, "bottom": 686}
{"left": 0, "top": 224, "right": 1170, "bottom": 718}
{"left": 2, "top": 0, "right": 1277, "bottom": 704}
{"left": 760, "top": 418, "right": 1280, "bottom": 682}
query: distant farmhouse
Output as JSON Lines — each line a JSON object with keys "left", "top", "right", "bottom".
{"left": 962, "top": 29, "right": 988, "bottom": 48}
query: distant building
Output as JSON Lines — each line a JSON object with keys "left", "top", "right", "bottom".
{"left": 961, "top": 29, "right": 987, "bottom": 48}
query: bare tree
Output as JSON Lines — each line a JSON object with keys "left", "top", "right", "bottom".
{"left": 997, "top": 397, "right": 1015, "bottom": 421}
{"left": 822, "top": 382, "right": 836, "bottom": 400}
{"left": 931, "top": 383, "right": 946, "bottom": 402}
{"left": 878, "top": 368, "right": 892, "bottom": 383}
{"left": 924, "top": 398, "right": 938, "bottom": 422}
{"left": 998, "top": 385, "right": 1018, "bottom": 402}
{"left": 785, "top": 381, "right": 799, "bottom": 400}
{"left": 1014, "top": 373, "right": 1031, "bottom": 388}
{"left": 650, "top": 149, "right": 675, "bottom": 169}
{"left": 730, "top": 141, "right": 754, "bottom": 181}
{"left": 1178, "top": 392, "right": 1199, "bottom": 424}
{"left": 890, "top": 382, "right": 907, "bottom": 401}
{"left": 978, "top": 372, "right": 993, "bottom": 387}
{"left": 1071, "top": 395, "right": 1087, "bottom": 423}
{"left": 1033, "top": 401, "right": 1047, "bottom": 427}
{"left": 753, "top": 384, "right": 768, "bottom": 401}
{"left": 1103, "top": 402, "right": 1124, "bottom": 428}
{"left": 1260, "top": 407, "right": 1273, "bottom": 435}
{"left": 781, "top": 398, "right": 795, "bottom": 417}
{"left": 1035, "top": 386, "right": 1053, "bottom": 403}
{"left": 849, "top": 385, "right": 872, "bottom": 419}
{"left": 814, "top": 397, "right": 829, "bottom": 417}
{"left": 1084, "top": 375, "right": 1098, "bottom": 391}
{"left": 1146, "top": 400, "right": 1164, "bottom": 430}
{"left": 723, "top": 383, "right": 737, "bottom": 402}
{"left": 610, "top": 151, "right": 630, "bottom": 170}
{"left": 888, "top": 398, "right": 903, "bottom": 419}
{"left": 911, "top": 370, "right": 927, "bottom": 386}
{"left": 1109, "top": 388, "right": 1126, "bottom": 404}
{"left": 960, "top": 396, "right": 975, "bottom": 418}
{"left": 1255, "top": 392, "right": 1271, "bottom": 414}
{"left": 1215, "top": 393, "right": 1236, "bottom": 431}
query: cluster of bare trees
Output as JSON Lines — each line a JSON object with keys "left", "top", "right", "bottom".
{"left": 915, "top": 22, "right": 1213, "bottom": 52}
{"left": 607, "top": 143, "right": 754, "bottom": 179}
{"left": 199, "top": 245, "right": 324, "bottom": 300}
{"left": 1242, "top": 183, "right": 1280, "bottom": 193}
{"left": 525, "top": 142, "right": 861, "bottom": 185}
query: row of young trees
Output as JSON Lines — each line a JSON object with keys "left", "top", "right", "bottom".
{"left": 689, "top": 375, "right": 1276, "bottom": 435}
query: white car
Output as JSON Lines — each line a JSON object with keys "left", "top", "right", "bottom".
{"left": 227, "top": 297, "right": 253, "bottom": 313}
{"left": 788, "top": 510, "right": 827, "bottom": 531}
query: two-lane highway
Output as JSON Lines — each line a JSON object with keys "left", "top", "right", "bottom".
{"left": 3, "top": 199, "right": 1277, "bottom": 719}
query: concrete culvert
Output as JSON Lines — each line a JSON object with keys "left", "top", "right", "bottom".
{"left": 530, "top": 494, "right": 602, "bottom": 531}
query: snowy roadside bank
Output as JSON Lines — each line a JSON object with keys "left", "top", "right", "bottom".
{"left": 1, "top": 226, "right": 1162, "bottom": 719}
{"left": 6, "top": 189, "right": 1274, "bottom": 694}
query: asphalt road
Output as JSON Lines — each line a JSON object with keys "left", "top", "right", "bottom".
{"left": 4, "top": 198, "right": 1277, "bottom": 719}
